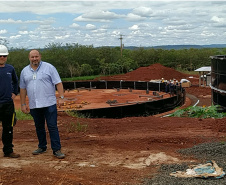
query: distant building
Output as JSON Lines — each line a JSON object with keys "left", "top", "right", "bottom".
{"left": 194, "top": 66, "right": 211, "bottom": 87}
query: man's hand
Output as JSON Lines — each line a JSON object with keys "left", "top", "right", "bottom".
{"left": 21, "top": 104, "right": 30, "bottom": 114}
{"left": 11, "top": 93, "right": 16, "bottom": 100}
{"left": 58, "top": 98, "right": 65, "bottom": 107}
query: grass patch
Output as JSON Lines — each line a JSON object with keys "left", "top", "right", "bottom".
{"left": 64, "top": 111, "right": 89, "bottom": 133}
{"left": 62, "top": 75, "right": 101, "bottom": 82}
{"left": 61, "top": 73, "right": 123, "bottom": 82}
{"left": 170, "top": 105, "right": 226, "bottom": 119}
{"left": 15, "top": 110, "right": 33, "bottom": 120}
{"left": 65, "top": 110, "right": 89, "bottom": 118}
{"left": 67, "top": 121, "right": 88, "bottom": 133}
{"left": 176, "top": 69, "right": 199, "bottom": 76}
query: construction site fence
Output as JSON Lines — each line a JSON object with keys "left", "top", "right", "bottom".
{"left": 62, "top": 81, "right": 186, "bottom": 118}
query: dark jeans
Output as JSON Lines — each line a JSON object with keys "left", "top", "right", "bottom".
{"left": 0, "top": 101, "right": 14, "bottom": 155}
{"left": 30, "top": 104, "right": 61, "bottom": 152}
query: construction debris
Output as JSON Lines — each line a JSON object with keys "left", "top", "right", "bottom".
{"left": 170, "top": 160, "right": 225, "bottom": 179}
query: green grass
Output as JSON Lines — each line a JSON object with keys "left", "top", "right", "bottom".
{"left": 62, "top": 75, "right": 102, "bottom": 82}
{"left": 65, "top": 110, "right": 89, "bottom": 118}
{"left": 176, "top": 69, "right": 199, "bottom": 76}
{"left": 15, "top": 110, "right": 33, "bottom": 120}
{"left": 170, "top": 105, "right": 226, "bottom": 119}
{"left": 64, "top": 110, "right": 88, "bottom": 132}
{"left": 61, "top": 73, "right": 123, "bottom": 82}
{"left": 67, "top": 121, "right": 88, "bottom": 133}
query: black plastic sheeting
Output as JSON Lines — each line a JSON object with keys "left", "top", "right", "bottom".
{"left": 62, "top": 81, "right": 185, "bottom": 118}
{"left": 211, "top": 55, "right": 226, "bottom": 111}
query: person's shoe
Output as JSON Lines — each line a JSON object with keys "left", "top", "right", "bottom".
{"left": 32, "top": 148, "right": 46, "bottom": 155}
{"left": 53, "top": 150, "right": 65, "bottom": 159}
{"left": 4, "top": 152, "right": 20, "bottom": 158}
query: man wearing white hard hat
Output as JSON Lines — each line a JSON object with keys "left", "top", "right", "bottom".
{"left": 0, "top": 45, "right": 20, "bottom": 158}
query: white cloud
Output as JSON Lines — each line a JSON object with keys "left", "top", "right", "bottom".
{"left": 29, "top": 35, "right": 40, "bottom": 39}
{"left": 55, "top": 35, "right": 70, "bottom": 40}
{"left": 0, "top": 1, "right": 150, "bottom": 14}
{"left": 10, "top": 35, "right": 21, "bottom": 39}
{"left": 1, "top": 1, "right": 226, "bottom": 48}
{"left": 126, "top": 13, "right": 146, "bottom": 22}
{"left": 131, "top": 30, "right": 142, "bottom": 35}
{"left": 0, "top": 18, "right": 55, "bottom": 25}
{"left": 129, "top": 25, "right": 140, "bottom": 30}
{"left": 86, "top": 24, "right": 96, "bottom": 30}
{"left": 83, "top": 11, "right": 122, "bottom": 20}
{"left": 18, "top": 31, "right": 29, "bottom": 34}
{"left": 70, "top": 23, "right": 80, "bottom": 28}
{"left": 132, "top": 6, "right": 153, "bottom": 17}
{"left": 0, "top": 18, "right": 23, "bottom": 24}
{"left": 74, "top": 11, "right": 123, "bottom": 23}
{"left": 211, "top": 16, "right": 225, "bottom": 23}
{"left": 0, "top": 29, "right": 7, "bottom": 34}
{"left": 74, "top": 15, "right": 111, "bottom": 23}
{"left": 112, "top": 30, "right": 121, "bottom": 36}
{"left": 201, "top": 31, "right": 215, "bottom": 37}
{"left": 92, "top": 28, "right": 107, "bottom": 33}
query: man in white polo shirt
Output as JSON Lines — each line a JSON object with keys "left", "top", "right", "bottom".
{"left": 20, "top": 49, "right": 65, "bottom": 159}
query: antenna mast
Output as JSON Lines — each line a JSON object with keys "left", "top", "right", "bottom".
{"left": 119, "top": 34, "right": 124, "bottom": 57}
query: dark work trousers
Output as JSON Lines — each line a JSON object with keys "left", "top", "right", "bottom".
{"left": 0, "top": 101, "right": 14, "bottom": 155}
{"left": 30, "top": 104, "right": 61, "bottom": 153}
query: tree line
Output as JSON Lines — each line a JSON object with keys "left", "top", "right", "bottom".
{"left": 5, "top": 42, "right": 226, "bottom": 79}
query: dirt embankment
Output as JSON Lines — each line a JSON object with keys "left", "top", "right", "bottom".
{"left": 98, "top": 63, "right": 199, "bottom": 84}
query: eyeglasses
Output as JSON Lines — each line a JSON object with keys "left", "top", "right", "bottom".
{"left": 0, "top": 55, "right": 7, "bottom": 58}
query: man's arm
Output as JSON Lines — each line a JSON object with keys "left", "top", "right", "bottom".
{"left": 56, "top": 82, "right": 64, "bottom": 98}
{"left": 20, "top": 88, "right": 29, "bottom": 113}
{"left": 56, "top": 82, "right": 65, "bottom": 105}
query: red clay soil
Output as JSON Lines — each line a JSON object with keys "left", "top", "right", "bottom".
{"left": 97, "top": 63, "right": 199, "bottom": 83}
{"left": 1, "top": 64, "right": 224, "bottom": 185}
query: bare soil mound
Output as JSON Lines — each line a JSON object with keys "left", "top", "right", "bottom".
{"left": 98, "top": 63, "right": 199, "bottom": 84}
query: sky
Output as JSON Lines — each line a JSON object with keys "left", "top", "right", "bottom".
{"left": 0, "top": 1, "right": 226, "bottom": 49}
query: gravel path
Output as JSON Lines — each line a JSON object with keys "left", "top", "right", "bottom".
{"left": 143, "top": 141, "right": 226, "bottom": 185}
{"left": 186, "top": 93, "right": 199, "bottom": 106}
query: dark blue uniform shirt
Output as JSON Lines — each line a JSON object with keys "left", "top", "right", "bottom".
{"left": 0, "top": 64, "right": 18, "bottom": 104}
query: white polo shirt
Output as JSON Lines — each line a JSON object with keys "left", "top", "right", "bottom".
{"left": 20, "top": 61, "right": 62, "bottom": 109}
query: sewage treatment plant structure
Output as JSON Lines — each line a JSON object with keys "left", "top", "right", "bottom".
{"left": 60, "top": 80, "right": 186, "bottom": 118}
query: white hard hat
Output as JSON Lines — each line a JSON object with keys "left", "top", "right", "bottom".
{"left": 0, "top": 45, "right": 9, "bottom": 55}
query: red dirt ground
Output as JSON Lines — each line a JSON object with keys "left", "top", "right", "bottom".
{"left": 1, "top": 64, "right": 223, "bottom": 185}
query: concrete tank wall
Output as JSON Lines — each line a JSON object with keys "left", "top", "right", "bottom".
{"left": 210, "top": 55, "right": 226, "bottom": 110}
{"left": 62, "top": 80, "right": 185, "bottom": 118}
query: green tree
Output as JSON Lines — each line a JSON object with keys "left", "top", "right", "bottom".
{"left": 7, "top": 49, "right": 29, "bottom": 77}
{"left": 67, "top": 62, "right": 81, "bottom": 77}
{"left": 98, "top": 58, "right": 107, "bottom": 75}
{"left": 81, "top": 64, "right": 93, "bottom": 76}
